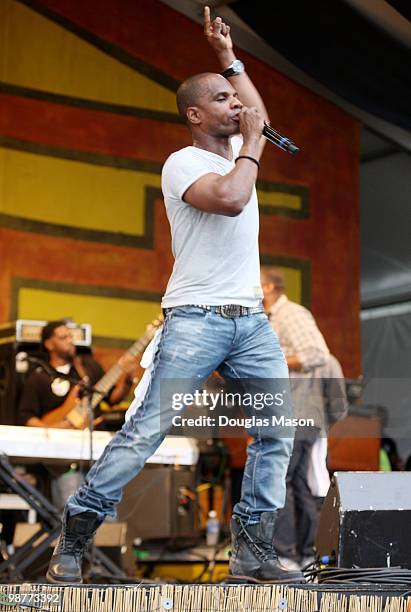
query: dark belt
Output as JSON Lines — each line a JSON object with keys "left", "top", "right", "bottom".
{"left": 164, "top": 304, "right": 265, "bottom": 318}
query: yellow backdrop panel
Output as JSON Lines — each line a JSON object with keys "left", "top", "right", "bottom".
{"left": 0, "top": 148, "right": 161, "bottom": 235}
{"left": 18, "top": 288, "right": 161, "bottom": 341}
{"left": 258, "top": 191, "right": 302, "bottom": 211}
{"left": 0, "top": 147, "right": 304, "bottom": 235}
{"left": 0, "top": 0, "right": 176, "bottom": 112}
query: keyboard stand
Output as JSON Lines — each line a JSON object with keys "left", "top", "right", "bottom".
{"left": 0, "top": 454, "right": 127, "bottom": 582}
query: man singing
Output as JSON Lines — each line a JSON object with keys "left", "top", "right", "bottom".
{"left": 47, "top": 7, "right": 303, "bottom": 584}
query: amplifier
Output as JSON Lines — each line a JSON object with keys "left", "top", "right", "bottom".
{"left": 0, "top": 341, "right": 18, "bottom": 424}
{"left": 15, "top": 319, "right": 91, "bottom": 346}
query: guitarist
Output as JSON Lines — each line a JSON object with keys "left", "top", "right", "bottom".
{"left": 18, "top": 320, "right": 136, "bottom": 429}
{"left": 17, "top": 319, "right": 137, "bottom": 510}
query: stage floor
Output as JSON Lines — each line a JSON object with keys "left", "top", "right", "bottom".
{"left": 0, "top": 582, "right": 410, "bottom": 611}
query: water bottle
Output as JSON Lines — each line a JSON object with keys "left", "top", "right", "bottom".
{"left": 206, "top": 510, "right": 220, "bottom": 546}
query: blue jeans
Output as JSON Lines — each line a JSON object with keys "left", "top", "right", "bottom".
{"left": 67, "top": 307, "right": 293, "bottom": 525}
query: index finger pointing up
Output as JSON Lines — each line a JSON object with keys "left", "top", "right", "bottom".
{"left": 204, "top": 5, "right": 211, "bottom": 34}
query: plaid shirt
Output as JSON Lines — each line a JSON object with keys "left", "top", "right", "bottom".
{"left": 269, "top": 295, "right": 329, "bottom": 373}
{"left": 316, "top": 354, "right": 348, "bottom": 428}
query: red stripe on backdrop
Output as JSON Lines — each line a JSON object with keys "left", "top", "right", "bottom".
{"left": 0, "top": 94, "right": 189, "bottom": 162}
{"left": 0, "top": 92, "right": 360, "bottom": 194}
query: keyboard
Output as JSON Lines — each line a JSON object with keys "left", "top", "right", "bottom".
{"left": 0, "top": 426, "right": 198, "bottom": 466}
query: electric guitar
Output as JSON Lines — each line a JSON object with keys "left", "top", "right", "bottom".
{"left": 40, "top": 315, "right": 164, "bottom": 428}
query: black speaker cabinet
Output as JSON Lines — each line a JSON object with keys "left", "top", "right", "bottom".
{"left": 117, "top": 465, "right": 198, "bottom": 542}
{"left": 0, "top": 341, "right": 18, "bottom": 424}
{"left": 0, "top": 341, "right": 52, "bottom": 424}
{"left": 316, "top": 472, "right": 411, "bottom": 568}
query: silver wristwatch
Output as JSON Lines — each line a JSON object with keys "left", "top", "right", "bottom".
{"left": 221, "top": 59, "right": 245, "bottom": 78}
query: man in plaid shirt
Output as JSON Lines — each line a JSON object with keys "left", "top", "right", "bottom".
{"left": 261, "top": 266, "right": 330, "bottom": 569}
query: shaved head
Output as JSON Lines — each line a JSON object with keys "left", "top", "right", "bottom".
{"left": 176, "top": 72, "right": 241, "bottom": 137}
{"left": 176, "top": 72, "right": 223, "bottom": 119}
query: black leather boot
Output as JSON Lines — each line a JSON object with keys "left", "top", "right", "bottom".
{"left": 229, "top": 512, "right": 305, "bottom": 583}
{"left": 46, "top": 511, "right": 103, "bottom": 583}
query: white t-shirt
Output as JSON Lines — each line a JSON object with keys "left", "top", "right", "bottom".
{"left": 161, "top": 136, "right": 263, "bottom": 308}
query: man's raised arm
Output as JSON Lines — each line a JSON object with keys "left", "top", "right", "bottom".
{"left": 204, "top": 5, "right": 268, "bottom": 156}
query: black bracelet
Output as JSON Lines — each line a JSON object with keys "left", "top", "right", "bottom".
{"left": 235, "top": 155, "right": 260, "bottom": 170}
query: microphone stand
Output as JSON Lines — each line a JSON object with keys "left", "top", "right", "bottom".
{"left": 48, "top": 370, "right": 112, "bottom": 582}
{"left": 78, "top": 383, "right": 106, "bottom": 471}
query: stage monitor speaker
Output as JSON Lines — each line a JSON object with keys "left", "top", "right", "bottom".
{"left": 316, "top": 471, "right": 411, "bottom": 568}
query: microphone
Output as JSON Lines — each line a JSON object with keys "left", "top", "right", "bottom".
{"left": 15, "top": 353, "right": 98, "bottom": 394}
{"left": 263, "top": 123, "right": 300, "bottom": 155}
{"left": 15, "top": 352, "right": 55, "bottom": 376}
